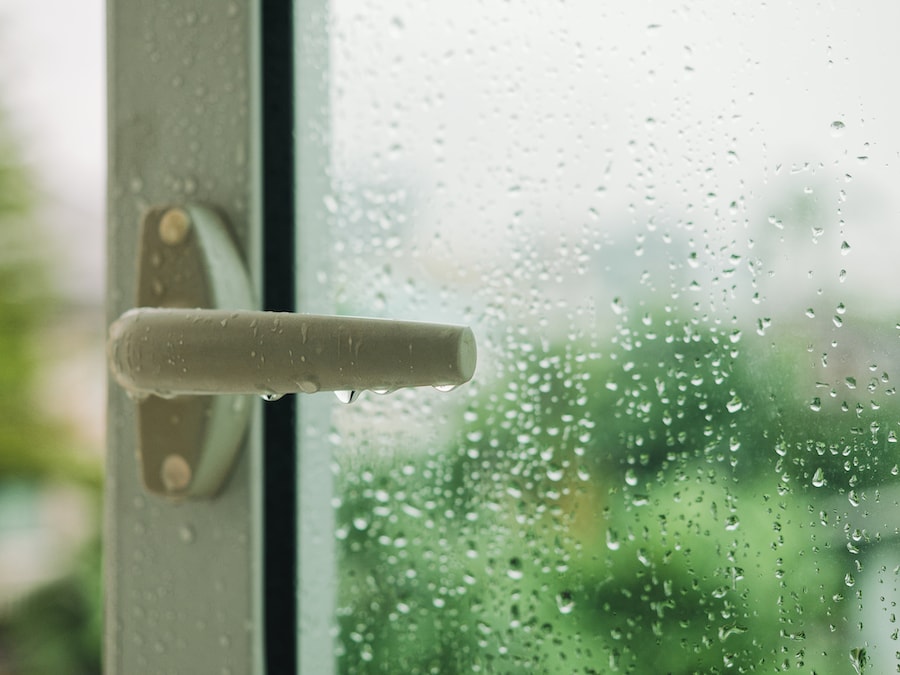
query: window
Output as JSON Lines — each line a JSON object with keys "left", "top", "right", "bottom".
{"left": 314, "top": 3, "right": 900, "bottom": 673}
{"left": 107, "top": 2, "right": 900, "bottom": 673}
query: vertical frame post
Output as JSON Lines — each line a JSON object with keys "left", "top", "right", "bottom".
{"left": 106, "top": 1, "right": 264, "bottom": 672}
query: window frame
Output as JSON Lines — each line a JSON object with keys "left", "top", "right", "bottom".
{"left": 106, "top": 1, "right": 266, "bottom": 672}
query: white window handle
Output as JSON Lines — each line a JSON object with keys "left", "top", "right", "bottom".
{"left": 108, "top": 204, "right": 476, "bottom": 499}
{"left": 109, "top": 308, "right": 475, "bottom": 399}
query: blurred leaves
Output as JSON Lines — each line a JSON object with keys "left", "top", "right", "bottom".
{"left": 333, "top": 310, "right": 889, "bottom": 673}
{"left": 0, "top": 108, "right": 101, "bottom": 673}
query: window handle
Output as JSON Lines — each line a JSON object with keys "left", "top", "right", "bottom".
{"left": 108, "top": 204, "right": 476, "bottom": 499}
{"left": 108, "top": 308, "right": 476, "bottom": 398}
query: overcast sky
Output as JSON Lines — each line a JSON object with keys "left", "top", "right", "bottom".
{"left": 0, "top": 0, "right": 105, "bottom": 304}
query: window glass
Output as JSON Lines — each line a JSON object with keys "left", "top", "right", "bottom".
{"left": 312, "top": 3, "right": 900, "bottom": 671}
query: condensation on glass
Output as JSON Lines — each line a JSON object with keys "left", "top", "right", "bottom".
{"left": 305, "top": 3, "right": 900, "bottom": 672}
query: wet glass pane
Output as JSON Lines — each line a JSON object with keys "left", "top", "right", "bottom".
{"left": 306, "top": 2, "right": 900, "bottom": 672}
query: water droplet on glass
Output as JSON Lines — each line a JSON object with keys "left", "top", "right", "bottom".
{"left": 546, "top": 466, "right": 565, "bottom": 482}
{"left": 624, "top": 468, "right": 638, "bottom": 486}
{"left": 812, "top": 467, "right": 826, "bottom": 487}
{"left": 261, "top": 392, "right": 284, "bottom": 402}
{"left": 844, "top": 572, "right": 855, "bottom": 587}
{"left": 850, "top": 647, "right": 867, "bottom": 675}
{"left": 556, "top": 591, "right": 575, "bottom": 614}
{"left": 335, "top": 390, "right": 359, "bottom": 404}
{"left": 809, "top": 397, "right": 822, "bottom": 412}
{"left": 840, "top": 240, "right": 851, "bottom": 255}
{"left": 830, "top": 120, "right": 846, "bottom": 137}
{"left": 726, "top": 395, "right": 743, "bottom": 413}
{"left": 606, "top": 529, "right": 620, "bottom": 551}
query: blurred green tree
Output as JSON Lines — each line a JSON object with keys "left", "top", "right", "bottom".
{"left": 0, "top": 108, "right": 101, "bottom": 674}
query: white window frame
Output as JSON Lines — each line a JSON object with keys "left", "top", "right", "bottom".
{"left": 106, "top": 1, "right": 266, "bottom": 672}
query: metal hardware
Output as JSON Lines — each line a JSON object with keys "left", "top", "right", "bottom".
{"left": 115, "top": 204, "right": 255, "bottom": 499}
{"left": 109, "top": 204, "right": 477, "bottom": 499}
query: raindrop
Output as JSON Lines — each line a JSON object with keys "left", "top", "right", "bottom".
{"left": 556, "top": 591, "right": 575, "bottom": 614}
{"left": 811, "top": 467, "right": 826, "bottom": 487}
{"left": 844, "top": 572, "right": 855, "bottom": 587}
{"left": 606, "top": 529, "right": 621, "bottom": 551}
{"left": 830, "top": 120, "right": 846, "bottom": 137}
{"left": 541, "top": 463, "right": 564, "bottom": 482}
{"left": 849, "top": 647, "right": 867, "bottom": 675}
{"left": 725, "top": 515, "right": 740, "bottom": 531}
{"left": 433, "top": 384, "right": 458, "bottom": 392}
{"left": 297, "top": 380, "right": 320, "bottom": 394}
{"left": 624, "top": 468, "right": 638, "bottom": 486}
{"left": 809, "top": 397, "right": 822, "bottom": 412}
{"left": 335, "top": 390, "right": 360, "bottom": 404}
{"left": 840, "top": 241, "right": 851, "bottom": 255}
{"left": 725, "top": 395, "right": 743, "bottom": 413}
{"left": 261, "top": 392, "right": 284, "bottom": 402}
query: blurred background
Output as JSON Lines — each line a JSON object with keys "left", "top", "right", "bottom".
{"left": 0, "top": 1, "right": 105, "bottom": 673}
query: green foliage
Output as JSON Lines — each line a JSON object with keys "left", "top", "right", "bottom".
{"left": 0, "top": 115, "right": 100, "bottom": 487}
{"left": 334, "top": 310, "right": 878, "bottom": 673}
{"left": 0, "top": 110, "right": 102, "bottom": 672}
{"left": 3, "top": 537, "right": 102, "bottom": 675}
